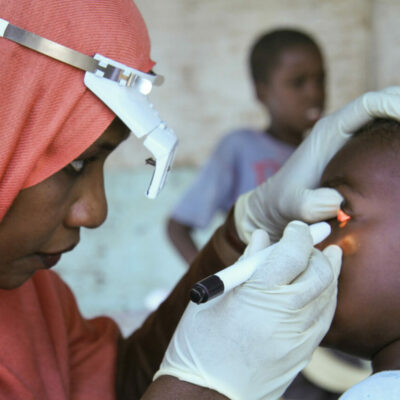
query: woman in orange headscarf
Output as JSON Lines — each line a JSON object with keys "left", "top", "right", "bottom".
{"left": 0, "top": 0, "right": 237, "bottom": 398}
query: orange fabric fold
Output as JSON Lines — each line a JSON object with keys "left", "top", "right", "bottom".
{"left": 0, "top": 270, "right": 120, "bottom": 399}
{"left": 0, "top": 0, "right": 155, "bottom": 221}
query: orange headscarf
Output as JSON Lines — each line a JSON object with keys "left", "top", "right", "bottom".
{"left": 0, "top": 0, "right": 155, "bottom": 221}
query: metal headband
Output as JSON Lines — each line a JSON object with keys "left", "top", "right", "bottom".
{"left": 0, "top": 18, "right": 163, "bottom": 87}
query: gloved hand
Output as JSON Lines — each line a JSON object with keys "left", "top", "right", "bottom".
{"left": 154, "top": 221, "right": 342, "bottom": 400}
{"left": 235, "top": 86, "right": 400, "bottom": 243}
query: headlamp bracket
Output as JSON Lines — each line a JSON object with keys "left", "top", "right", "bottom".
{"left": 0, "top": 17, "right": 177, "bottom": 199}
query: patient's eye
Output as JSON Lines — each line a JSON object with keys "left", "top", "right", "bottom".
{"left": 337, "top": 209, "right": 351, "bottom": 228}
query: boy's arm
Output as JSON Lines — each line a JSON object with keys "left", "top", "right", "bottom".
{"left": 115, "top": 209, "right": 244, "bottom": 399}
{"left": 167, "top": 134, "right": 236, "bottom": 261}
{"left": 166, "top": 217, "right": 199, "bottom": 265}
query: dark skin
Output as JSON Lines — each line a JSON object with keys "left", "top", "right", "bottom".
{"left": 256, "top": 44, "right": 325, "bottom": 146}
{"left": 166, "top": 217, "right": 198, "bottom": 264}
{"left": 0, "top": 117, "right": 229, "bottom": 399}
{"left": 0, "top": 119, "right": 131, "bottom": 290}
{"left": 318, "top": 132, "right": 400, "bottom": 372}
{"left": 143, "top": 376, "right": 228, "bottom": 399}
{"left": 168, "top": 44, "right": 325, "bottom": 266}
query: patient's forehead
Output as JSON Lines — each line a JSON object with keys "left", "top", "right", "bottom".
{"left": 322, "top": 127, "right": 400, "bottom": 191}
{"left": 320, "top": 126, "right": 400, "bottom": 359}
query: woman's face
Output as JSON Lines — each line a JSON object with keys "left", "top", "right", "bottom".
{"left": 0, "top": 118, "right": 129, "bottom": 289}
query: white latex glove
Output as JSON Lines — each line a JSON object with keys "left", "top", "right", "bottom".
{"left": 154, "top": 221, "right": 342, "bottom": 400}
{"left": 235, "top": 86, "right": 400, "bottom": 243}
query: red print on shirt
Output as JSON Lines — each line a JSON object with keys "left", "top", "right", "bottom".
{"left": 254, "top": 160, "right": 281, "bottom": 185}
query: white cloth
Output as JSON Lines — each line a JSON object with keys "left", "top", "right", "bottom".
{"left": 340, "top": 371, "right": 400, "bottom": 399}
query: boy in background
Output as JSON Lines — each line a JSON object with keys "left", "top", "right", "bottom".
{"left": 167, "top": 28, "right": 325, "bottom": 265}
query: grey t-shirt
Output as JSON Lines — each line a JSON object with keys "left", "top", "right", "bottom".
{"left": 171, "top": 128, "right": 295, "bottom": 228}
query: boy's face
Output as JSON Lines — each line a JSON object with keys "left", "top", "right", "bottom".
{"left": 318, "top": 133, "right": 400, "bottom": 359}
{"left": 256, "top": 45, "right": 325, "bottom": 142}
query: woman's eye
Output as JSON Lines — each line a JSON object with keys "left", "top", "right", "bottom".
{"left": 69, "top": 159, "right": 85, "bottom": 173}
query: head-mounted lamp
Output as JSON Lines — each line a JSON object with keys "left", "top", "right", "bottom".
{"left": 0, "top": 18, "right": 178, "bottom": 198}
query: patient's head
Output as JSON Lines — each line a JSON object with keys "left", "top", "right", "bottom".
{"left": 319, "top": 118, "right": 400, "bottom": 366}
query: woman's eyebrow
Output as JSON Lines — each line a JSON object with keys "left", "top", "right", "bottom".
{"left": 78, "top": 130, "right": 130, "bottom": 157}
{"left": 96, "top": 131, "right": 130, "bottom": 152}
{"left": 97, "top": 142, "right": 119, "bottom": 152}
{"left": 78, "top": 140, "right": 122, "bottom": 158}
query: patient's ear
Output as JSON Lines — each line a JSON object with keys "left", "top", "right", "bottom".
{"left": 254, "top": 82, "right": 268, "bottom": 103}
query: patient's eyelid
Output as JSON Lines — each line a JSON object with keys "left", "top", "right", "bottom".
{"left": 340, "top": 198, "right": 348, "bottom": 209}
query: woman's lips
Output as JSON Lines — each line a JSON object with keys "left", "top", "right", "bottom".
{"left": 35, "top": 242, "right": 77, "bottom": 269}
{"left": 36, "top": 253, "right": 62, "bottom": 268}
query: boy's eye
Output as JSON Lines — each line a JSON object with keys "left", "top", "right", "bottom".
{"left": 291, "top": 76, "right": 306, "bottom": 88}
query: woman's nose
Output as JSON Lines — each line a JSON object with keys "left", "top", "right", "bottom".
{"left": 65, "top": 170, "right": 108, "bottom": 229}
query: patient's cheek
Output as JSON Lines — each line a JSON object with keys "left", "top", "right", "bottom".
{"left": 337, "top": 234, "right": 359, "bottom": 256}
{"left": 316, "top": 226, "right": 359, "bottom": 256}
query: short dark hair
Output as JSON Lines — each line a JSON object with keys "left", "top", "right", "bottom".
{"left": 249, "top": 28, "right": 322, "bottom": 84}
{"left": 353, "top": 118, "right": 400, "bottom": 150}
